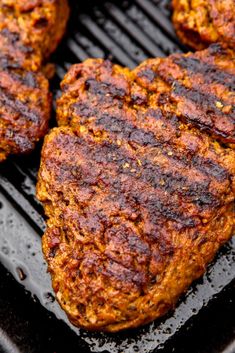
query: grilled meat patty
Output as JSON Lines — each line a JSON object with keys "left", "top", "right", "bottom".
{"left": 0, "top": 56, "right": 51, "bottom": 162}
{"left": 0, "top": 0, "right": 69, "bottom": 161}
{"left": 172, "top": 0, "right": 235, "bottom": 50}
{"left": 37, "top": 46, "right": 235, "bottom": 331}
{"left": 0, "top": 0, "right": 70, "bottom": 71}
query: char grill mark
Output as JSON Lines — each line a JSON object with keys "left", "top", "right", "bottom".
{"left": 172, "top": 56, "right": 235, "bottom": 89}
{"left": 84, "top": 78, "right": 128, "bottom": 98}
{"left": 134, "top": 46, "right": 235, "bottom": 144}
{"left": 92, "top": 112, "right": 229, "bottom": 182}
{"left": 0, "top": 57, "right": 39, "bottom": 88}
{"left": 57, "top": 58, "right": 232, "bottom": 219}
{"left": 0, "top": 58, "right": 51, "bottom": 161}
{"left": 71, "top": 77, "right": 230, "bottom": 183}
{"left": 41, "top": 133, "right": 176, "bottom": 290}
{"left": 169, "top": 82, "right": 235, "bottom": 140}
{"left": 0, "top": 88, "right": 42, "bottom": 124}
{"left": 171, "top": 82, "right": 234, "bottom": 121}
{"left": 46, "top": 130, "right": 226, "bottom": 229}
{"left": 92, "top": 121, "right": 226, "bottom": 208}
{"left": 45, "top": 133, "right": 196, "bottom": 228}
{"left": 0, "top": 28, "right": 35, "bottom": 70}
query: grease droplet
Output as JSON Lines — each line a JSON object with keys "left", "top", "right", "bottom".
{"left": 16, "top": 267, "right": 27, "bottom": 281}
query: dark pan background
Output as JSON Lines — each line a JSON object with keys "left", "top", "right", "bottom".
{"left": 0, "top": 1, "right": 235, "bottom": 352}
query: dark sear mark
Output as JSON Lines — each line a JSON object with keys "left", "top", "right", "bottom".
{"left": 47, "top": 132, "right": 222, "bottom": 228}
{"left": 134, "top": 44, "right": 235, "bottom": 144}
{"left": 136, "top": 67, "right": 158, "bottom": 82}
{"left": 0, "top": 58, "right": 39, "bottom": 88}
{"left": 171, "top": 82, "right": 235, "bottom": 122}
{"left": 0, "top": 53, "right": 51, "bottom": 162}
{"left": 0, "top": 88, "right": 41, "bottom": 124}
{"left": 172, "top": 56, "right": 235, "bottom": 89}
{"left": 85, "top": 78, "right": 128, "bottom": 98}
{"left": 72, "top": 104, "right": 229, "bottom": 182}
{"left": 0, "top": 28, "right": 20, "bottom": 44}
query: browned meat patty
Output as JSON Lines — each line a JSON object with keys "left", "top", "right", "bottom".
{"left": 0, "top": 0, "right": 70, "bottom": 71}
{"left": 172, "top": 0, "right": 235, "bottom": 50}
{"left": 0, "top": 56, "right": 51, "bottom": 162}
{"left": 37, "top": 50, "right": 235, "bottom": 331}
{"left": 0, "top": 0, "right": 69, "bottom": 161}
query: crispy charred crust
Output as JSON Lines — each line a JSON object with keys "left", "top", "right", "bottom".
{"left": 0, "top": 0, "right": 70, "bottom": 70}
{"left": 37, "top": 52, "right": 235, "bottom": 332}
{"left": 0, "top": 56, "right": 51, "bottom": 162}
{"left": 0, "top": 0, "right": 69, "bottom": 161}
{"left": 134, "top": 44, "right": 235, "bottom": 145}
{"left": 172, "top": 0, "right": 235, "bottom": 50}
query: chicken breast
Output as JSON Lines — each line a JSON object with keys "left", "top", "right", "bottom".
{"left": 0, "top": 55, "right": 51, "bottom": 162}
{"left": 37, "top": 46, "right": 235, "bottom": 332}
{"left": 0, "top": 0, "right": 70, "bottom": 71}
{"left": 172, "top": 0, "right": 235, "bottom": 50}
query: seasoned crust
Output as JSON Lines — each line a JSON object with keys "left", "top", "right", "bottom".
{"left": 0, "top": 0, "right": 70, "bottom": 71}
{"left": 37, "top": 53, "right": 235, "bottom": 331}
{"left": 38, "top": 125, "right": 234, "bottom": 332}
{"left": 0, "top": 56, "right": 51, "bottom": 162}
{"left": 0, "top": 0, "right": 69, "bottom": 161}
{"left": 172, "top": 0, "right": 235, "bottom": 50}
{"left": 59, "top": 45, "right": 235, "bottom": 145}
{"left": 134, "top": 44, "right": 235, "bottom": 145}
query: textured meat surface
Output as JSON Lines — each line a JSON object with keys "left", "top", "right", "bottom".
{"left": 0, "top": 56, "right": 51, "bottom": 162}
{"left": 0, "top": 0, "right": 70, "bottom": 71}
{"left": 37, "top": 55, "right": 235, "bottom": 331}
{"left": 172, "top": 0, "right": 235, "bottom": 50}
{"left": 0, "top": 0, "right": 69, "bottom": 161}
{"left": 134, "top": 44, "right": 235, "bottom": 145}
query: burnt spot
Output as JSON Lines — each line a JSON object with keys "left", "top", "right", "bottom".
{"left": 137, "top": 68, "right": 157, "bottom": 82}
{"left": 34, "top": 17, "right": 49, "bottom": 29}
{"left": 104, "top": 258, "right": 147, "bottom": 289}
{"left": 85, "top": 79, "right": 127, "bottom": 98}
{"left": 207, "top": 43, "right": 228, "bottom": 56}
{"left": 0, "top": 55, "right": 21, "bottom": 70}
{"left": 18, "top": 43, "right": 34, "bottom": 54}
{"left": 96, "top": 113, "right": 158, "bottom": 146}
{"left": 131, "top": 92, "right": 147, "bottom": 105}
{"left": 23, "top": 72, "right": 38, "bottom": 88}
{"left": 0, "top": 28, "right": 20, "bottom": 44}
{"left": 142, "top": 197, "right": 198, "bottom": 228}
{"left": 73, "top": 102, "right": 98, "bottom": 118}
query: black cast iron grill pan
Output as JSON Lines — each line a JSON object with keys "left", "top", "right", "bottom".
{"left": 0, "top": 1, "right": 235, "bottom": 352}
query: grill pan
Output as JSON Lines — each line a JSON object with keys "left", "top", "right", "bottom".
{"left": 0, "top": 1, "right": 235, "bottom": 352}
